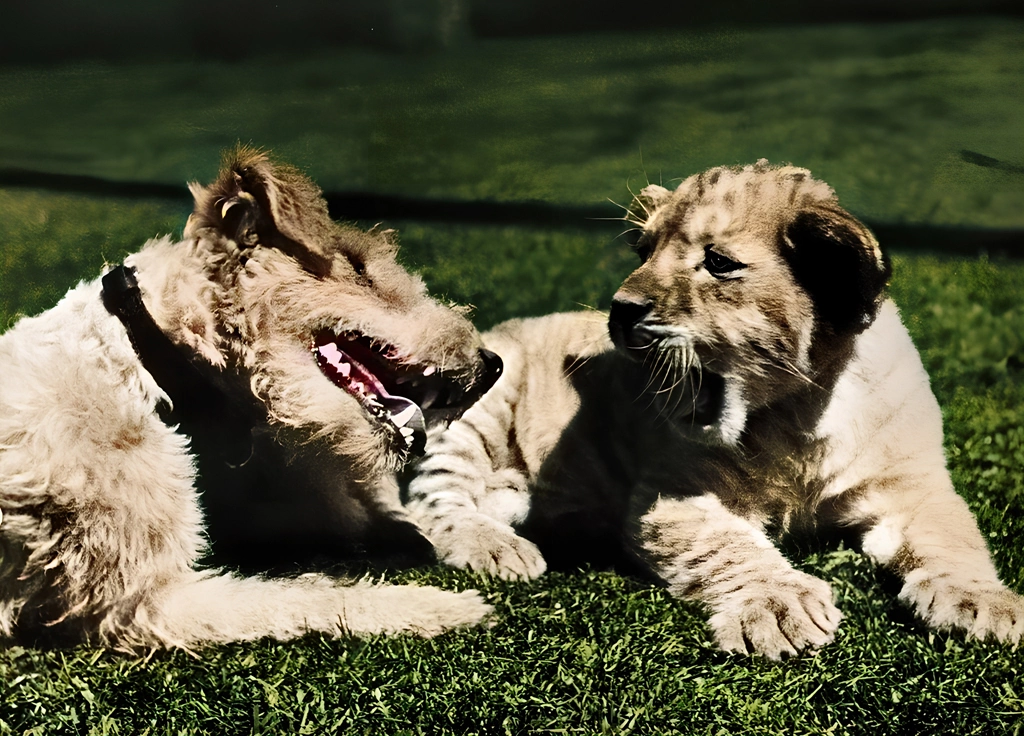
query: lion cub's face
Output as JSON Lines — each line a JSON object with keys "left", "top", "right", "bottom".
{"left": 609, "top": 161, "right": 888, "bottom": 444}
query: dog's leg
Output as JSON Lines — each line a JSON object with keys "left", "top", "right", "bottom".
{"left": 638, "top": 493, "right": 842, "bottom": 660}
{"left": 133, "top": 571, "right": 492, "bottom": 647}
{"left": 844, "top": 474, "right": 1024, "bottom": 645}
{"left": 408, "top": 398, "right": 546, "bottom": 581}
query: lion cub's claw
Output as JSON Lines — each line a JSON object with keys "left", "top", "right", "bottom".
{"left": 900, "top": 571, "right": 1024, "bottom": 645}
{"left": 708, "top": 571, "right": 842, "bottom": 660}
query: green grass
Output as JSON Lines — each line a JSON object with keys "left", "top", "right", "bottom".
{"left": 0, "top": 189, "right": 188, "bottom": 330}
{"left": 1, "top": 18, "right": 1023, "bottom": 735}
{"left": 1, "top": 18, "right": 1022, "bottom": 227}
{"left": 1, "top": 188, "right": 1023, "bottom": 735}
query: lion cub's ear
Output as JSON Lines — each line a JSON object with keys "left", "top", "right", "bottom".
{"left": 781, "top": 206, "right": 890, "bottom": 334}
{"left": 187, "top": 146, "right": 333, "bottom": 277}
{"left": 631, "top": 184, "right": 672, "bottom": 223}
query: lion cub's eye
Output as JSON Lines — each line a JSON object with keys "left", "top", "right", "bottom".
{"left": 703, "top": 246, "right": 745, "bottom": 278}
{"left": 632, "top": 232, "right": 656, "bottom": 263}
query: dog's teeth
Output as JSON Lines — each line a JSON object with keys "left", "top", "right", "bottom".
{"left": 422, "top": 365, "right": 436, "bottom": 377}
{"left": 421, "top": 388, "right": 439, "bottom": 410}
{"left": 221, "top": 200, "right": 237, "bottom": 219}
{"left": 400, "top": 427, "right": 415, "bottom": 442}
{"left": 339, "top": 362, "right": 351, "bottom": 378}
{"left": 318, "top": 342, "right": 343, "bottom": 363}
{"left": 390, "top": 404, "right": 419, "bottom": 427}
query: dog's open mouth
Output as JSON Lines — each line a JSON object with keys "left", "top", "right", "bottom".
{"left": 312, "top": 331, "right": 477, "bottom": 456}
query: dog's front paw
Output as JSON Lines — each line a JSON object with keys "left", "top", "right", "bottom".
{"left": 431, "top": 514, "right": 547, "bottom": 580}
{"left": 708, "top": 570, "right": 842, "bottom": 660}
{"left": 900, "top": 570, "right": 1024, "bottom": 645}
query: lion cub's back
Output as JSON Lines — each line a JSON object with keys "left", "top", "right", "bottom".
{"left": 476, "top": 311, "right": 613, "bottom": 474}
{"left": 484, "top": 311, "right": 613, "bottom": 366}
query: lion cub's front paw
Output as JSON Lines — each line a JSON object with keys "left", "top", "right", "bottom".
{"left": 708, "top": 570, "right": 842, "bottom": 660}
{"left": 900, "top": 570, "right": 1024, "bottom": 645}
{"left": 431, "top": 514, "right": 547, "bottom": 581}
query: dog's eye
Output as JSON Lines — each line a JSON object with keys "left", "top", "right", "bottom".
{"left": 703, "top": 246, "right": 744, "bottom": 277}
{"left": 632, "top": 232, "right": 656, "bottom": 263}
{"left": 345, "top": 254, "right": 374, "bottom": 287}
{"left": 347, "top": 254, "right": 367, "bottom": 276}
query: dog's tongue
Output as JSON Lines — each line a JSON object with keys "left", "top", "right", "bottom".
{"left": 313, "top": 340, "right": 427, "bottom": 454}
{"left": 380, "top": 394, "right": 426, "bottom": 455}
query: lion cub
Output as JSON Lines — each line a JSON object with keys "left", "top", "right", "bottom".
{"left": 408, "top": 161, "right": 1024, "bottom": 659}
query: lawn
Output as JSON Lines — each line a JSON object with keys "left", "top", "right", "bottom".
{"left": 1, "top": 18, "right": 1022, "bottom": 227}
{"left": 1, "top": 16, "right": 1023, "bottom": 736}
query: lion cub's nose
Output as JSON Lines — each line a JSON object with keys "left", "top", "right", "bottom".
{"left": 609, "top": 295, "right": 654, "bottom": 349}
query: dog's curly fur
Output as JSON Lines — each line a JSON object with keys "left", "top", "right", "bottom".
{"left": 0, "top": 147, "right": 499, "bottom": 649}
{"left": 408, "top": 161, "right": 1024, "bottom": 659}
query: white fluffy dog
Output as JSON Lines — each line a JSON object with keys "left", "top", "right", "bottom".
{"left": 0, "top": 147, "right": 502, "bottom": 649}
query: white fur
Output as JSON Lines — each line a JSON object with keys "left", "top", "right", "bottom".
{"left": 816, "top": 301, "right": 947, "bottom": 499}
{"left": 644, "top": 495, "right": 841, "bottom": 658}
{"left": 861, "top": 517, "right": 905, "bottom": 565}
{"left": 715, "top": 379, "right": 749, "bottom": 446}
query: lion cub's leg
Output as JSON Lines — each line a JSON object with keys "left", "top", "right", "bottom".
{"left": 639, "top": 494, "right": 842, "bottom": 660}
{"left": 848, "top": 477, "right": 1024, "bottom": 644}
{"left": 408, "top": 401, "right": 546, "bottom": 581}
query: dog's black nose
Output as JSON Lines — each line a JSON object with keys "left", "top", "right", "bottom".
{"left": 421, "top": 349, "right": 503, "bottom": 415}
{"left": 477, "top": 348, "right": 503, "bottom": 395}
{"left": 609, "top": 295, "right": 654, "bottom": 349}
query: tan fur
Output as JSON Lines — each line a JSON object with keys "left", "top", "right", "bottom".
{"left": 408, "top": 161, "right": 1024, "bottom": 659}
{"left": 0, "top": 147, "right": 496, "bottom": 649}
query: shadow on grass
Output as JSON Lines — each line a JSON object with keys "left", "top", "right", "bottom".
{"left": 3, "top": 166, "right": 1023, "bottom": 259}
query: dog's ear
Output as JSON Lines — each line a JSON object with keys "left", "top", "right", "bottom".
{"left": 780, "top": 205, "right": 890, "bottom": 334}
{"left": 188, "top": 146, "right": 333, "bottom": 277}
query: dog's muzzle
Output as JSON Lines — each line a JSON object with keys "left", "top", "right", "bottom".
{"left": 313, "top": 333, "right": 502, "bottom": 457}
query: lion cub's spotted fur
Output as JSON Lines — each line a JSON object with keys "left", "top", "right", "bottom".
{"left": 408, "top": 161, "right": 1024, "bottom": 659}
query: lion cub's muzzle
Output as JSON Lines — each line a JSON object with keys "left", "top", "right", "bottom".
{"left": 314, "top": 331, "right": 502, "bottom": 456}
{"left": 608, "top": 295, "right": 725, "bottom": 430}
{"left": 608, "top": 294, "right": 656, "bottom": 352}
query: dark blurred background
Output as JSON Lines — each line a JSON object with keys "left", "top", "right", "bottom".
{"left": 2, "top": 0, "right": 1022, "bottom": 326}
{"left": 3, "top": 0, "right": 1022, "bottom": 60}
{"left": 0, "top": 0, "right": 1015, "bottom": 60}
